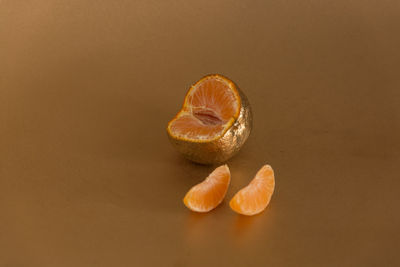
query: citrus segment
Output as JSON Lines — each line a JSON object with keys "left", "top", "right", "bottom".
{"left": 229, "top": 165, "right": 275, "bottom": 216}
{"left": 185, "top": 77, "right": 239, "bottom": 122}
{"left": 169, "top": 75, "right": 240, "bottom": 141}
{"left": 183, "top": 165, "right": 231, "bottom": 212}
{"left": 167, "top": 74, "right": 252, "bottom": 164}
{"left": 168, "top": 114, "right": 225, "bottom": 140}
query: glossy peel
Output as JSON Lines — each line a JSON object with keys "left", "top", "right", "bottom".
{"left": 167, "top": 75, "right": 253, "bottom": 164}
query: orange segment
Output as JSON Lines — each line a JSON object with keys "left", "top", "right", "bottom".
{"left": 168, "top": 114, "right": 225, "bottom": 140}
{"left": 166, "top": 74, "right": 253, "bottom": 164}
{"left": 183, "top": 165, "right": 231, "bottom": 212}
{"left": 185, "top": 77, "right": 239, "bottom": 121}
{"left": 168, "top": 75, "right": 240, "bottom": 141}
{"left": 230, "top": 165, "right": 275, "bottom": 216}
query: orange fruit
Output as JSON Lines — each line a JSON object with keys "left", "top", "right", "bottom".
{"left": 183, "top": 165, "right": 231, "bottom": 212}
{"left": 230, "top": 165, "right": 275, "bottom": 216}
{"left": 167, "top": 74, "right": 252, "bottom": 164}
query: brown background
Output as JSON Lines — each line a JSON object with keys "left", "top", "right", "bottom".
{"left": 1, "top": 0, "right": 399, "bottom": 266}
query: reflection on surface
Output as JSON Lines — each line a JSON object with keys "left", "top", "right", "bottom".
{"left": 232, "top": 214, "right": 258, "bottom": 242}
{"left": 231, "top": 210, "right": 274, "bottom": 245}
{"left": 184, "top": 210, "right": 210, "bottom": 243}
{"left": 183, "top": 204, "right": 272, "bottom": 245}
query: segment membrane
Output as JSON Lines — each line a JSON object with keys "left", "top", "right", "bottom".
{"left": 169, "top": 115, "right": 225, "bottom": 140}
{"left": 170, "top": 76, "right": 239, "bottom": 140}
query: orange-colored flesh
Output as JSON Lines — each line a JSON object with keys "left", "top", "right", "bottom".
{"left": 184, "top": 78, "right": 238, "bottom": 121}
{"left": 230, "top": 165, "right": 275, "bottom": 216}
{"left": 169, "top": 115, "right": 225, "bottom": 140}
{"left": 183, "top": 165, "right": 231, "bottom": 212}
{"left": 168, "top": 75, "right": 240, "bottom": 141}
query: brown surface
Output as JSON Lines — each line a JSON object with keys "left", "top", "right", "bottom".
{"left": 1, "top": 0, "right": 399, "bottom": 266}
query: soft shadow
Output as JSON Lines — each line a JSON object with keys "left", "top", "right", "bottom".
{"left": 231, "top": 213, "right": 266, "bottom": 244}
{"left": 183, "top": 211, "right": 209, "bottom": 243}
{"left": 184, "top": 205, "right": 224, "bottom": 243}
{"left": 233, "top": 214, "right": 257, "bottom": 236}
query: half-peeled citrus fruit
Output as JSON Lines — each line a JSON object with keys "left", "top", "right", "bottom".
{"left": 230, "top": 165, "right": 275, "bottom": 216}
{"left": 167, "top": 74, "right": 252, "bottom": 164}
{"left": 183, "top": 165, "right": 231, "bottom": 212}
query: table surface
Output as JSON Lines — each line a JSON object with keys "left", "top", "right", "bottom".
{"left": 1, "top": 0, "right": 400, "bottom": 266}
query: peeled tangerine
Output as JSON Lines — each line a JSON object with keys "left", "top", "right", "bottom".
{"left": 183, "top": 165, "right": 230, "bottom": 212}
{"left": 230, "top": 165, "right": 275, "bottom": 216}
{"left": 167, "top": 74, "right": 252, "bottom": 164}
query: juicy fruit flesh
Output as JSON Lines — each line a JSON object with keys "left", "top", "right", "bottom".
{"left": 168, "top": 76, "right": 240, "bottom": 141}
{"left": 169, "top": 114, "right": 225, "bottom": 140}
{"left": 183, "top": 165, "right": 231, "bottom": 212}
{"left": 230, "top": 165, "right": 275, "bottom": 216}
{"left": 185, "top": 78, "right": 238, "bottom": 122}
{"left": 193, "top": 108, "right": 223, "bottom": 125}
